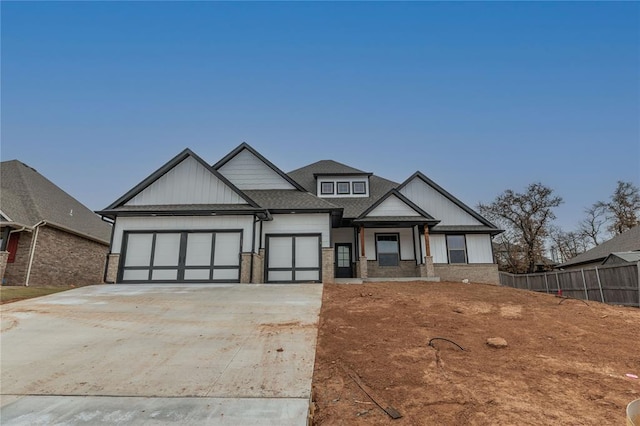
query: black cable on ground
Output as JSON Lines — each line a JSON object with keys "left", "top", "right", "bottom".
{"left": 428, "top": 337, "right": 465, "bottom": 351}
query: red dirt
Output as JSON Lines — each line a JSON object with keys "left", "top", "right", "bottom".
{"left": 311, "top": 282, "right": 640, "bottom": 425}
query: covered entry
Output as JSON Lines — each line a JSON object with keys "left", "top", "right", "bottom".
{"left": 119, "top": 230, "right": 242, "bottom": 283}
{"left": 265, "top": 234, "right": 321, "bottom": 283}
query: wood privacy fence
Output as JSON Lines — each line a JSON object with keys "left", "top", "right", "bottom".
{"left": 499, "top": 262, "right": 640, "bottom": 308}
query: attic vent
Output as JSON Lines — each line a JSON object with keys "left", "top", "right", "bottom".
{"left": 69, "top": 209, "right": 73, "bottom": 216}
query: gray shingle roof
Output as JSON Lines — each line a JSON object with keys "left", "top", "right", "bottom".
{"left": 1, "top": 160, "right": 111, "bottom": 242}
{"left": 243, "top": 190, "right": 339, "bottom": 210}
{"left": 288, "top": 162, "right": 398, "bottom": 218}
{"left": 559, "top": 225, "right": 640, "bottom": 268}
{"left": 604, "top": 251, "right": 640, "bottom": 263}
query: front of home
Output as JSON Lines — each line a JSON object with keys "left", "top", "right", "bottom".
{"left": 98, "top": 143, "right": 501, "bottom": 284}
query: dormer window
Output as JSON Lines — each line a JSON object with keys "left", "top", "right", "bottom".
{"left": 321, "top": 182, "right": 334, "bottom": 195}
{"left": 337, "top": 182, "right": 350, "bottom": 194}
{"left": 352, "top": 181, "right": 366, "bottom": 194}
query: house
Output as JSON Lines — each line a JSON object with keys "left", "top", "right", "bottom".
{"left": 556, "top": 225, "right": 640, "bottom": 270}
{"left": 97, "top": 143, "right": 502, "bottom": 285}
{"left": 0, "top": 160, "right": 112, "bottom": 286}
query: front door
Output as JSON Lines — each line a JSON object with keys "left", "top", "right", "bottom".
{"left": 335, "top": 243, "right": 353, "bottom": 278}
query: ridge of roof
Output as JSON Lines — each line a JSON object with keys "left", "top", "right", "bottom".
{"left": 397, "top": 171, "right": 499, "bottom": 230}
{"left": 0, "top": 159, "right": 111, "bottom": 241}
{"left": 102, "top": 148, "right": 259, "bottom": 211}
{"left": 213, "top": 142, "right": 307, "bottom": 192}
{"left": 289, "top": 159, "right": 369, "bottom": 176}
{"left": 558, "top": 225, "right": 640, "bottom": 268}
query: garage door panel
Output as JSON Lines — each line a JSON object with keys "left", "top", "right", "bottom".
{"left": 120, "top": 230, "right": 242, "bottom": 283}
{"left": 214, "top": 233, "right": 241, "bottom": 266}
{"left": 295, "top": 237, "right": 319, "bottom": 268}
{"left": 185, "top": 233, "right": 212, "bottom": 266}
{"left": 153, "top": 234, "right": 181, "bottom": 266}
{"left": 124, "top": 234, "right": 153, "bottom": 267}
{"left": 268, "top": 237, "right": 293, "bottom": 268}
{"left": 295, "top": 270, "right": 320, "bottom": 281}
{"left": 265, "top": 234, "right": 321, "bottom": 283}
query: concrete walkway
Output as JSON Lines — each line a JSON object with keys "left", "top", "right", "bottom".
{"left": 0, "top": 284, "right": 323, "bottom": 425}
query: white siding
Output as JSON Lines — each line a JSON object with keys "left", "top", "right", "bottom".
{"left": 332, "top": 227, "right": 356, "bottom": 258}
{"left": 367, "top": 195, "right": 421, "bottom": 217}
{"left": 112, "top": 215, "right": 254, "bottom": 254}
{"left": 262, "top": 213, "right": 331, "bottom": 248}
{"left": 399, "top": 178, "right": 482, "bottom": 225}
{"left": 429, "top": 234, "right": 448, "bottom": 263}
{"left": 218, "top": 149, "right": 295, "bottom": 190}
{"left": 466, "top": 234, "right": 494, "bottom": 263}
{"left": 363, "top": 228, "right": 415, "bottom": 261}
{"left": 126, "top": 157, "right": 245, "bottom": 206}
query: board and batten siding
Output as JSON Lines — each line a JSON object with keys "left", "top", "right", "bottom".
{"left": 427, "top": 233, "right": 493, "bottom": 264}
{"left": 261, "top": 213, "right": 331, "bottom": 248}
{"left": 112, "top": 216, "right": 254, "bottom": 254}
{"left": 399, "top": 178, "right": 481, "bottom": 226}
{"left": 126, "top": 157, "right": 245, "bottom": 206}
{"left": 364, "top": 228, "right": 415, "bottom": 261}
{"left": 218, "top": 149, "right": 295, "bottom": 190}
{"left": 466, "top": 234, "right": 494, "bottom": 263}
{"left": 366, "top": 195, "right": 420, "bottom": 217}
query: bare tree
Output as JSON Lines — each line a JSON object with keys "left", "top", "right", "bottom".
{"left": 549, "top": 226, "right": 590, "bottom": 264}
{"left": 599, "top": 181, "right": 640, "bottom": 234}
{"left": 479, "top": 183, "right": 562, "bottom": 273}
{"left": 578, "top": 203, "right": 608, "bottom": 246}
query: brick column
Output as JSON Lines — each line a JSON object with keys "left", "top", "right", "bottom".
{"left": 240, "top": 253, "right": 252, "bottom": 283}
{"left": 252, "top": 249, "right": 264, "bottom": 284}
{"left": 357, "top": 256, "right": 368, "bottom": 279}
{"left": 105, "top": 254, "right": 120, "bottom": 283}
{"left": 0, "top": 251, "right": 8, "bottom": 285}
{"left": 322, "top": 247, "right": 334, "bottom": 283}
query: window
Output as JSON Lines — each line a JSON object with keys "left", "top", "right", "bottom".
{"left": 352, "top": 181, "right": 366, "bottom": 194}
{"left": 447, "top": 235, "right": 467, "bottom": 264}
{"left": 376, "top": 234, "right": 399, "bottom": 266}
{"left": 321, "top": 182, "right": 334, "bottom": 195}
{"left": 337, "top": 182, "right": 350, "bottom": 194}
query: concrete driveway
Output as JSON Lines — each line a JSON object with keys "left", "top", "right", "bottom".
{"left": 0, "top": 284, "right": 323, "bottom": 425}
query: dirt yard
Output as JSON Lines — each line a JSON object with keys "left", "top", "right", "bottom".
{"left": 311, "top": 281, "right": 640, "bottom": 425}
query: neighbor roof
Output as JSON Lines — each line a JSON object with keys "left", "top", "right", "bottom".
{"left": 0, "top": 160, "right": 111, "bottom": 242}
{"left": 558, "top": 225, "right": 640, "bottom": 268}
{"left": 603, "top": 251, "right": 640, "bottom": 264}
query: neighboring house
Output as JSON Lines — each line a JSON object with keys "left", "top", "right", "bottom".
{"left": 556, "top": 225, "right": 640, "bottom": 270}
{"left": 0, "top": 160, "right": 111, "bottom": 286}
{"left": 98, "top": 143, "right": 502, "bottom": 285}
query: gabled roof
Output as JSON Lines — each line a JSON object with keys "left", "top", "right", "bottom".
{"left": 0, "top": 160, "right": 111, "bottom": 242}
{"left": 102, "top": 148, "right": 259, "bottom": 211}
{"left": 213, "top": 142, "right": 307, "bottom": 191}
{"left": 356, "top": 189, "right": 438, "bottom": 223}
{"left": 602, "top": 251, "right": 640, "bottom": 264}
{"left": 558, "top": 226, "right": 640, "bottom": 268}
{"left": 397, "top": 171, "right": 499, "bottom": 230}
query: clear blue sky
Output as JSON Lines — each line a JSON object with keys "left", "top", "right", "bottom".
{"left": 2, "top": 2, "right": 639, "bottom": 230}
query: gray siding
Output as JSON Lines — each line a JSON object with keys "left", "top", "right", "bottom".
{"left": 218, "top": 149, "right": 295, "bottom": 190}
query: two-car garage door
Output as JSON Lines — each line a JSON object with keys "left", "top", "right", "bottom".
{"left": 119, "top": 230, "right": 242, "bottom": 283}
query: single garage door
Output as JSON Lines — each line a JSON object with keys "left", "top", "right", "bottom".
{"left": 119, "top": 230, "right": 242, "bottom": 283}
{"left": 265, "top": 234, "right": 321, "bottom": 283}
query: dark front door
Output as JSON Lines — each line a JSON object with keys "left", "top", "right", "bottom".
{"left": 335, "top": 243, "right": 353, "bottom": 278}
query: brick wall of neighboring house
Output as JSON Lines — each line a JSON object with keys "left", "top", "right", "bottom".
{"left": 367, "top": 260, "right": 418, "bottom": 278}
{"left": 433, "top": 263, "right": 499, "bottom": 285}
{"left": 0, "top": 251, "right": 9, "bottom": 284}
{"left": 27, "top": 226, "right": 108, "bottom": 287}
{"left": 3, "top": 231, "right": 33, "bottom": 286}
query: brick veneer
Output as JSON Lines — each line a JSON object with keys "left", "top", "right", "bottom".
{"left": 0, "top": 251, "right": 9, "bottom": 284}
{"left": 105, "top": 254, "right": 120, "bottom": 283}
{"left": 433, "top": 263, "right": 499, "bottom": 285}
{"left": 322, "top": 247, "right": 335, "bottom": 283}
{"left": 1, "top": 225, "right": 108, "bottom": 287}
{"left": 240, "top": 253, "right": 252, "bottom": 283}
{"left": 252, "top": 249, "right": 265, "bottom": 284}
{"left": 367, "top": 260, "right": 419, "bottom": 278}
{"left": 3, "top": 231, "right": 33, "bottom": 286}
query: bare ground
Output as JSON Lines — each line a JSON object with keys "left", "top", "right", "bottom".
{"left": 311, "top": 281, "right": 640, "bottom": 425}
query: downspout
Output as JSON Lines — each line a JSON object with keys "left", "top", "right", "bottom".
{"left": 25, "top": 221, "right": 45, "bottom": 287}
{"left": 250, "top": 215, "right": 257, "bottom": 283}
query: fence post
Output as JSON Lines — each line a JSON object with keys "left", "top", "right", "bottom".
{"left": 526, "top": 275, "right": 531, "bottom": 291}
{"left": 595, "top": 266, "right": 604, "bottom": 303}
{"left": 581, "top": 269, "right": 588, "bottom": 300}
{"left": 544, "top": 273, "right": 549, "bottom": 294}
{"left": 637, "top": 261, "right": 640, "bottom": 308}
{"left": 555, "top": 272, "right": 561, "bottom": 294}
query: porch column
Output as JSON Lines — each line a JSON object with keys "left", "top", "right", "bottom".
{"left": 358, "top": 226, "right": 368, "bottom": 279}
{"left": 422, "top": 226, "right": 435, "bottom": 278}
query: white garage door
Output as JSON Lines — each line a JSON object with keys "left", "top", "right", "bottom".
{"left": 119, "top": 230, "right": 242, "bottom": 283}
{"left": 265, "top": 234, "right": 321, "bottom": 283}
